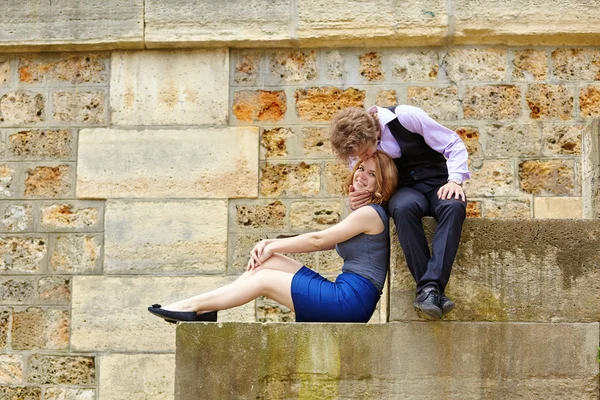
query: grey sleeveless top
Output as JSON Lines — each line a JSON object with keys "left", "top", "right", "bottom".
{"left": 335, "top": 204, "right": 390, "bottom": 293}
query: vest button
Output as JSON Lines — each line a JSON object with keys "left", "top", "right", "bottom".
{"left": 413, "top": 176, "right": 419, "bottom": 180}
{"left": 410, "top": 170, "right": 415, "bottom": 175}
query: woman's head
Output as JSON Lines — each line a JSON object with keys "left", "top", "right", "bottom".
{"left": 329, "top": 107, "right": 380, "bottom": 163}
{"left": 343, "top": 151, "right": 398, "bottom": 205}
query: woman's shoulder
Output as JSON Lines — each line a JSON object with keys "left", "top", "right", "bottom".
{"left": 353, "top": 203, "right": 389, "bottom": 225}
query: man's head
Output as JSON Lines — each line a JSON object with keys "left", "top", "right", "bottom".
{"left": 329, "top": 107, "right": 380, "bottom": 163}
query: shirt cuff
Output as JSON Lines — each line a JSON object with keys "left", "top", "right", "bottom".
{"left": 448, "top": 172, "right": 469, "bottom": 182}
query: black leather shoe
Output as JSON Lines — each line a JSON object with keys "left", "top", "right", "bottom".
{"left": 441, "top": 294, "right": 455, "bottom": 315}
{"left": 148, "top": 304, "right": 217, "bottom": 324}
{"left": 414, "top": 287, "right": 442, "bottom": 320}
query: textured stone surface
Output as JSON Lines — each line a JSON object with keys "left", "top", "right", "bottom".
{"left": 482, "top": 124, "right": 541, "bottom": 157}
{"left": 0, "top": 92, "right": 45, "bottom": 124}
{"left": 44, "top": 387, "right": 95, "bottom": 400}
{"left": 111, "top": 49, "right": 228, "bottom": 125}
{"left": 11, "top": 307, "right": 69, "bottom": 350}
{"left": 580, "top": 85, "right": 600, "bottom": 118}
{"left": 542, "top": 124, "right": 583, "bottom": 155}
{"left": 317, "top": 250, "right": 343, "bottom": 274}
{"left": 0, "top": 236, "right": 46, "bottom": 273}
{"left": 407, "top": 86, "right": 459, "bottom": 120}
{"left": 229, "top": 233, "right": 274, "bottom": 275}
{"left": 526, "top": 84, "right": 574, "bottom": 120}
{"left": 24, "top": 165, "right": 73, "bottom": 198}
{"left": 268, "top": 50, "right": 318, "bottom": 83}
{"left": 0, "top": 309, "right": 9, "bottom": 348}
{"left": 375, "top": 90, "right": 398, "bottom": 107}
{"left": 233, "top": 90, "right": 287, "bottom": 122}
{"left": 77, "top": 127, "right": 258, "bottom": 198}
{"left": 325, "top": 51, "right": 346, "bottom": 80}
{"left": 104, "top": 200, "right": 227, "bottom": 274}
{"left": 0, "top": 59, "right": 11, "bottom": 86}
{"left": 582, "top": 119, "right": 600, "bottom": 219}
{"left": 27, "top": 355, "right": 94, "bottom": 385}
{"left": 512, "top": 49, "right": 548, "bottom": 81}
{"left": 256, "top": 296, "right": 294, "bottom": 322}
{"left": 39, "top": 203, "right": 101, "bottom": 232}
{"left": 49, "top": 235, "right": 101, "bottom": 274}
{"left": 519, "top": 159, "right": 576, "bottom": 195}
{"left": 322, "top": 161, "right": 348, "bottom": 196}
{"left": 464, "top": 160, "right": 517, "bottom": 197}
{"left": 0, "top": 386, "right": 41, "bottom": 399}
{"left": 7, "top": 129, "right": 74, "bottom": 161}
{"left": 0, "top": 277, "right": 35, "bottom": 304}
{"left": 261, "top": 128, "right": 293, "bottom": 158}
{"left": 289, "top": 201, "right": 342, "bottom": 231}
{"left": 235, "top": 201, "right": 286, "bottom": 230}
{"left": 463, "top": 86, "right": 521, "bottom": 120}
{"left": 551, "top": 48, "right": 600, "bottom": 81}
{"left": 534, "top": 197, "right": 583, "bottom": 219}
{"left": 466, "top": 201, "right": 482, "bottom": 218}
{"left": 483, "top": 198, "right": 531, "bottom": 219}
{"left": 453, "top": 127, "right": 481, "bottom": 158}
{"left": 1, "top": 203, "right": 33, "bottom": 232}
{"left": 0, "top": 164, "right": 17, "bottom": 198}
{"left": 52, "top": 91, "right": 105, "bottom": 125}
{"left": 0, "top": 355, "right": 23, "bottom": 384}
{"left": 38, "top": 276, "right": 70, "bottom": 304}
{"left": 391, "top": 51, "right": 438, "bottom": 82}
{"left": 176, "top": 322, "right": 599, "bottom": 399}
{"left": 260, "top": 162, "right": 320, "bottom": 197}
{"left": 233, "top": 50, "right": 261, "bottom": 85}
{"left": 19, "top": 53, "right": 108, "bottom": 84}
{"left": 99, "top": 354, "right": 174, "bottom": 400}
{"left": 300, "top": 127, "right": 333, "bottom": 157}
{"left": 444, "top": 48, "right": 506, "bottom": 81}
{"left": 359, "top": 52, "right": 384, "bottom": 81}
{"left": 295, "top": 87, "right": 365, "bottom": 121}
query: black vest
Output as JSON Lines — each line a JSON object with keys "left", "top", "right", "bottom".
{"left": 386, "top": 106, "right": 449, "bottom": 187}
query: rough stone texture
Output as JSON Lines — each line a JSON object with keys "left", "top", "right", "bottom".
{"left": 24, "top": 165, "right": 73, "bottom": 198}
{"left": 359, "top": 52, "right": 384, "bottom": 81}
{"left": 391, "top": 219, "right": 600, "bottom": 322}
{"left": 7, "top": 129, "right": 74, "bottom": 161}
{"left": 52, "top": 91, "right": 105, "bottom": 125}
{"left": 49, "top": 235, "right": 101, "bottom": 274}
{"left": 229, "top": 233, "right": 275, "bottom": 275}
{"left": 0, "top": 355, "right": 23, "bottom": 384}
{"left": 0, "top": 309, "right": 9, "bottom": 348}
{"left": 466, "top": 201, "right": 481, "bottom": 218}
{"left": 542, "top": 124, "right": 583, "bottom": 155}
{"left": 256, "top": 296, "right": 294, "bottom": 322}
{"left": 0, "top": 386, "right": 41, "bottom": 399}
{"left": 325, "top": 51, "right": 346, "bottom": 80}
{"left": 27, "top": 355, "right": 94, "bottom": 385}
{"left": 519, "top": 159, "right": 576, "bottom": 196}
{"left": 77, "top": 127, "right": 258, "bottom": 199}
{"left": 580, "top": 85, "right": 600, "bottom": 118}
{"left": 483, "top": 198, "right": 532, "bottom": 219}
{"left": 1, "top": 203, "right": 33, "bottom": 232}
{"left": 235, "top": 201, "right": 286, "bottom": 230}
{"left": 0, "top": 278, "right": 35, "bottom": 304}
{"left": 582, "top": 119, "right": 600, "bottom": 218}
{"left": 452, "top": 126, "right": 482, "bottom": 158}
{"left": 44, "top": 387, "right": 95, "bottom": 400}
{"left": 11, "top": 307, "right": 69, "bottom": 350}
{"left": 512, "top": 49, "right": 548, "bottom": 81}
{"left": 0, "top": 164, "right": 17, "bottom": 198}
{"left": 322, "top": 161, "right": 348, "bottom": 196}
{"left": 289, "top": 200, "right": 342, "bottom": 231}
{"left": 464, "top": 160, "right": 518, "bottom": 197}
{"left": 551, "top": 48, "right": 600, "bottom": 81}
{"left": 300, "top": 127, "right": 333, "bottom": 157}
{"left": 391, "top": 51, "right": 438, "bottom": 82}
{"left": 233, "top": 90, "right": 287, "bottom": 122}
{"left": 19, "top": 54, "right": 108, "bottom": 84}
{"left": 526, "top": 84, "right": 574, "bottom": 120}
{"left": 145, "top": 0, "right": 292, "bottom": 47}
{"left": 0, "top": 59, "right": 11, "bottom": 86}
{"left": 38, "top": 276, "right": 70, "bottom": 304}
{"left": 0, "top": 92, "right": 45, "bottom": 124}
{"left": 176, "top": 322, "right": 600, "bottom": 399}
{"left": 111, "top": 49, "right": 228, "bottom": 125}
{"left": 482, "top": 124, "right": 541, "bottom": 157}
{"left": 0, "top": 0, "right": 143, "bottom": 51}
{"left": 261, "top": 128, "right": 293, "bottom": 158}
{"left": 444, "top": 48, "right": 507, "bottom": 81}
{"left": 318, "top": 250, "right": 343, "bottom": 274}
{"left": 463, "top": 86, "right": 521, "bottom": 120}
{"left": 39, "top": 203, "right": 101, "bottom": 232}
{"left": 407, "top": 86, "right": 459, "bottom": 120}
{"left": 99, "top": 354, "right": 174, "bottom": 400}
{"left": 375, "top": 90, "right": 397, "bottom": 107}
{"left": 104, "top": 200, "right": 227, "bottom": 274}
{"left": 534, "top": 197, "right": 583, "bottom": 219}
{"left": 260, "top": 162, "right": 320, "bottom": 197}
{"left": 0, "top": 236, "right": 46, "bottom": 273}
{"left": 268, "top": 50, "right": 318, "bottom": 83}
{"left": 233, "top": 50, "right": 261, "bottom": 85}
{"left": 295, "top": 87, "right": 365, "bottom": 121}
{"left": 71, "top": 276, "right": 255, "bottom": 352}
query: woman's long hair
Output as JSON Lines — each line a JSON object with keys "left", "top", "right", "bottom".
{"left": 342, "top": 151, "right": 398, "bottom": 205}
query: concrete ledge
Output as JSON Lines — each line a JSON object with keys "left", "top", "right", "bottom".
{"left": 175, "top": 322, "right": 599, "bottom": 399}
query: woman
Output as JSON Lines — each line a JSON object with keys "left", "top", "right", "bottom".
{"left": 148, "top": 150, "right": 398, "bottom": 323}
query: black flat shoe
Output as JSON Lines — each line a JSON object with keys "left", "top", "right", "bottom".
{"left": 148, "top": 304, "right": 218, "bottom": 324}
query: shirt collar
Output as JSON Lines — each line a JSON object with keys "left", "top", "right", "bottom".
{"left": 367, "top": 105, "right": 397, "bottom": 126}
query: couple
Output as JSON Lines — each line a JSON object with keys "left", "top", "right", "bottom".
{"left": 148, "top": 104, "right": 469, "bottom": 323}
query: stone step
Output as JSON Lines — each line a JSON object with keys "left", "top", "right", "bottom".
{"left": 175, "top": 322, "right": 599, "bottom": 400}
{"left": 390, "top": 219, "right": 600, "bottom": 322}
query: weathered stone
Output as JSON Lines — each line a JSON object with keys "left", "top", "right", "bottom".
{"left": 12, "top": 307, "right": 68, "bottom": 350}
{"left": 512, "top": 49, "right": 548, "bottom": 81}
{"left": 19, "top": 54, "right": 108, "bottom": 84}
{"left": 49, "top": 235, "right": 101, "bottom": 274}
{"left": 111, "top": 49, "right": 228, "bottom": 125}
{"left": 519, "top": 159, "right": 576, "bottom": 195}
{"left": 464, "top": 160, "right": 517, "bottom": 197}
{"left": 322, "top": 161, "right": 348, "bottom": 196}
{"left": 466, "top": 201, "right": 482, "bottom": 218}
{"left": 324, "top": 51, "right": 346, "bottom": 80}
{"left": 1, "top": 204, "right": 33, "bottom": 232}
{"left": 551, "top": 48, "right": 600, "bottom": 81}
{"left": 0, "top": 355, "right": 23, "bottom": 384}
{"left": 268, "top": 50, "right": 318, "bottom": 83}
{"left": 300, "top": 127, "right": 333, "bottom": 157}
{"left": 463, "top": 85, "right": 521, "bottom": 120}
{"left": 391, "top": 51, "right": 438, "bottom": 82}
{"left": 0, "top": 309, "right": 9, "bottom": 348}
{"left": 0, "top": 164, "right": 16, "bottom": 198}
{"left": 24, "top": 165, "right": 73, "bottom": 198}
{"left": 375, "top": 90, "right": 397, "bottom": 108}
{"left": 526, "top": 84, "right": 573, "bottom": 120}
{"left": 407, "top": 86, "right": 459, "bottom": 120}
{"left": 295, "top": 87, "right": 365, "bottom": 121}
{"left": 0, "top": 386, "right": 41, "bottom": 400}
{"left": 233, "top": 50, "right": 261, "bottom": 85}
{"left": 482, "top": 198, "right": 531, "bottom": 219}
{"left": 71, "top": 276, "right": 255, "bottom": 352}
{"left": 39, "top": 203, "right": 101, "bottom": 232}
{"left": 43, "top": 387, "right": 95, "bottom": 400}
{"left": 482, "top": 124, "right": 541, "bottom": 157}
{"left": 229, "top": 233, "right": 275, "bottom": 275}
{"left": 0, "top": 59, "right": 10, "bottom": 86}
{"left": 0, "top": 236, "right": 46, "bottom": 273}
{"left": 27, "top": 355, "right": 94, "bottom": 385}
{"left": 77, "top": 127, "right": 259, "bottom": 199}
{"left": 444, "top": 48, "right": 507, "bottom": 81}
{"left": 260, "top": 162, "right": 320, "bottom": 197}
{"left": 52, "top": 91, "right": 105, "bottom": 125}
{"left": 579, "top": 85, "right": 600, "bottom": 118}
{"left": 542, "top": 124, "right": 583, "bottom": 155}
{"left": 256, "top": 296, "right": 294, "bottom": 322}
{"left": 582, "top": 119, "right": 600, "bottom": 219}
{"left": 452, "top": 126, "right": 481, "bottom": 158}
{"left": 261, "top": 128, "right": 293, "bottom": 158}
{"left": 8, "top": 129, "right": 74, "bottom": 160}
{"left": 359, "top": 52, "right": 384, "bottom": 81}
{"left": 317, "top": 250, "right": 343, "bottom": 274}
{"left": 38, "top": 276, "right": 70, "bottom": 304}
{"left": 99, "top": 354, "right": 174, "bottom": 400}
{"left": 0, "top": 277, "right": 35, "bottom": 304}
{"left": 232, "top": 90, "right": 286, "bottom": 122}
{"left": 235, "top": 201, "right": 286, "bottom": 230}
{"left": 290, "top": 201, "right": 342, "bottom": 231}
{"left": 534, "top": 197, "right": 583, "bottom": 219}
{"left": 104, "top": 200, "right": 227, "bottom": 274}
{"left": 0, "top": 92, "right": 44, "bottom": 124}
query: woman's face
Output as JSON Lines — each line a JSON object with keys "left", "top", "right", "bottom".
{"left": 353, "top": 157, "right": 378, "bottom": 192}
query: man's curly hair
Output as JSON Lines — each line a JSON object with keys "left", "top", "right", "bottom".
{"left": 329, "top": 107, "right": 380, "bottom": 162}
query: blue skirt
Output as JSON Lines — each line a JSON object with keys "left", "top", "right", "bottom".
{"left": 290, "top": 266, "right": 381, "bottom": 323}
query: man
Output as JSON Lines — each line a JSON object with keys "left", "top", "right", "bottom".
{"left": 329, "top": 105, "right": 469, "bottom": 320}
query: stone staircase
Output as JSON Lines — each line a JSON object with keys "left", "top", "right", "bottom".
{"left": 175, "top": 219, "right": 600, "bottom": 399}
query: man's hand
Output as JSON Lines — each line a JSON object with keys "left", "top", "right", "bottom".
{"left": 348, "top": 185, "right": 373, "bottom": 210}
{"left": 437, "top": 182, "right": 466, "bottom": 202}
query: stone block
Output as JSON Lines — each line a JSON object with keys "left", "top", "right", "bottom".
{"left": 580, "top": 85, "right": 600, "bottom": 118}
{"left": 49, "top": 234, "right": 102, "bottom": 274}
{"left": 77, "top": 127, "right": 258, "bottom": 198}
{"left": 256, "top": 296, "right": 295, "bottom": 322}
{"left": 37, "top": 276, "right": 70, "bottom": 304}
{"left": 444, "top": 48, "right": 507, "bottom": 81}
{"left": 0, "top": 355, "right": 23, "bottom": 384}
{"left": 0, "top": 58, "right": 11, "bottom": 87}
{"left": 464, "top": 160, "right": 518, "bottom": 197}
{"left": 300, "top": 127, "right": 333, "bottom": 157}
{"left": 24, "top": 164, "right": 74, "bottom": 198}
{"left": 512, "top": 49, "right": 548, "bottom": 81}
{"left": 71, "top": 276, "right": 255, "bottom": 352}
{"left": 534, "top": 197, "right": 583, "bottom": 219}
{"left": 267, "top": 50, "right": 318, "bottom": 83}
{"left": 324, "top": 51, "right": 346, "bottom": 81}
{"left": 234, "top": 200, "right": 286, "bottom": 231}
{"left": 526, "top": 84, "right": 574, "bottom": 120}
{"left": 297, "top": 0, "right": 448, "bottom": 46}
{"left": 482, "top": 198, "right": 532, "bottom": 219}
{"left": 359, "top": 52, "right": 384, "bottom": 82}
{"left": 43, "top": 387, "right": 95, "bottom": 400}
{"left": 175, "top": 322, "right": 599, "bottom": 399}
{"left": 375, "top": 90, "right": 398, "bottom": 108}
{"left": 145, "top": 0, "right": 292, "bottom": 47}
{"left": 551, "top": 48, "right": 600, "bottom": 81}
{"left": 582, "top": 119, "right": 600, "bottom": 219}
{"left": 27, "top": 355, "right": 94, "bottom": 385}
{"left": 0, "top": 309, "right": 8, "bottom": 348}
{"left": 232, "top": 50, "right": 262, "bottom": 86}
{"left": 228, "top": 233, "right": 275, "bottom": 275}
{"left": 519, "top": 159, "right": 576, "bottom": 196}
{"left": 99, "top": 354, "right": 174, "bottom": 400}
{"left": 260, "top": 162, "right": 320, "bottom": 197}
{"left": 289, "top": 200, "right": 342, "bottom": 231}
{"left": 52, "top": 91, "right": 106, "bottom": 125}
{"left": 0, "top": 0, "right": 143, "bottom": 51}
{"left": 104, "top": 200, "right": 227, "bottom": 274}
{"left": 11, "top": 307, "right": 68, "bottom": 350}
{"left": 0, "top": 277, "right": 36, "bottom": 304}
{"left": 322, "top": 161, "right": 348, "bottom": 196}
{"left": 111, "top": 49, "right": 228, "bottom": 125}
{"left": 317, "top": 250, "right": 343, "bottom": 274}
{"left": 463, "top": 85, "right": 521, "bottom": 120}
{"left": 482, "top": 124, "right": 541, "bottom": 157}
{"left": 466, "top": 200, "right": 481, "bottom": 218}
{"left": 542, "top": 123, "right": 583, "bottom": 155}
{"left": 407, "top": 86, "right": 459, "bottom": 120}
{"left": 0, "top": 236, "right": 47, "bottom": 274}
{"left": 232, "top": 90, "right": 286, "bottom": 122}
{"left": 38, "top": 202, "right": 103, "bottom": 232}
{"left": 451, "top": 126, "right": 482, "bottom": 158}
{"left": 390, "top": 51, "right": 438, "bottom": 82}
{"left": 0, "top": 164, "right": 18, "bottom": 198}
{"left": 295, "top": 87, "right": 365, "bottom": 122}
{"left": 18, "top": 53, "right": 108, "bottom": 84}
{"left": 261, "top": 128, "right": 293, "bottom": 158}
{"left": 0, "top": 386, "right": 41, "bottom": 399}
{"left": 0, "top": 91, "right": 45, "bottom": 125}
{"left": 7, "top": 129, "right": 75, "bottom": 161}
{"left": 1, "top": 203, "right": 33, "bottom": 232}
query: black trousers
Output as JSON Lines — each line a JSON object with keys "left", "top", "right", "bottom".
{"left": 389, "top": 181, "right": 466, "bottom": 294}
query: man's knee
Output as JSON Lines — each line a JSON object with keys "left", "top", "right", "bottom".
{"left": 390, "top": 191, "right": 426, "bottom": 219}
{"left": 438, "top": 198, "right": 466, "bottom": 218}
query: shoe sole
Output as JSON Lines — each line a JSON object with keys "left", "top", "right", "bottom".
{"left": 148, "top": 309, "right": 179, "bottom": 324}
{"left": 414, "top": 304, "right": 442, "bottom": 320}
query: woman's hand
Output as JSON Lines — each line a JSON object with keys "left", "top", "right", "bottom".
{"left": 247, "top": 240, "right": 274, "bottom": 270}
